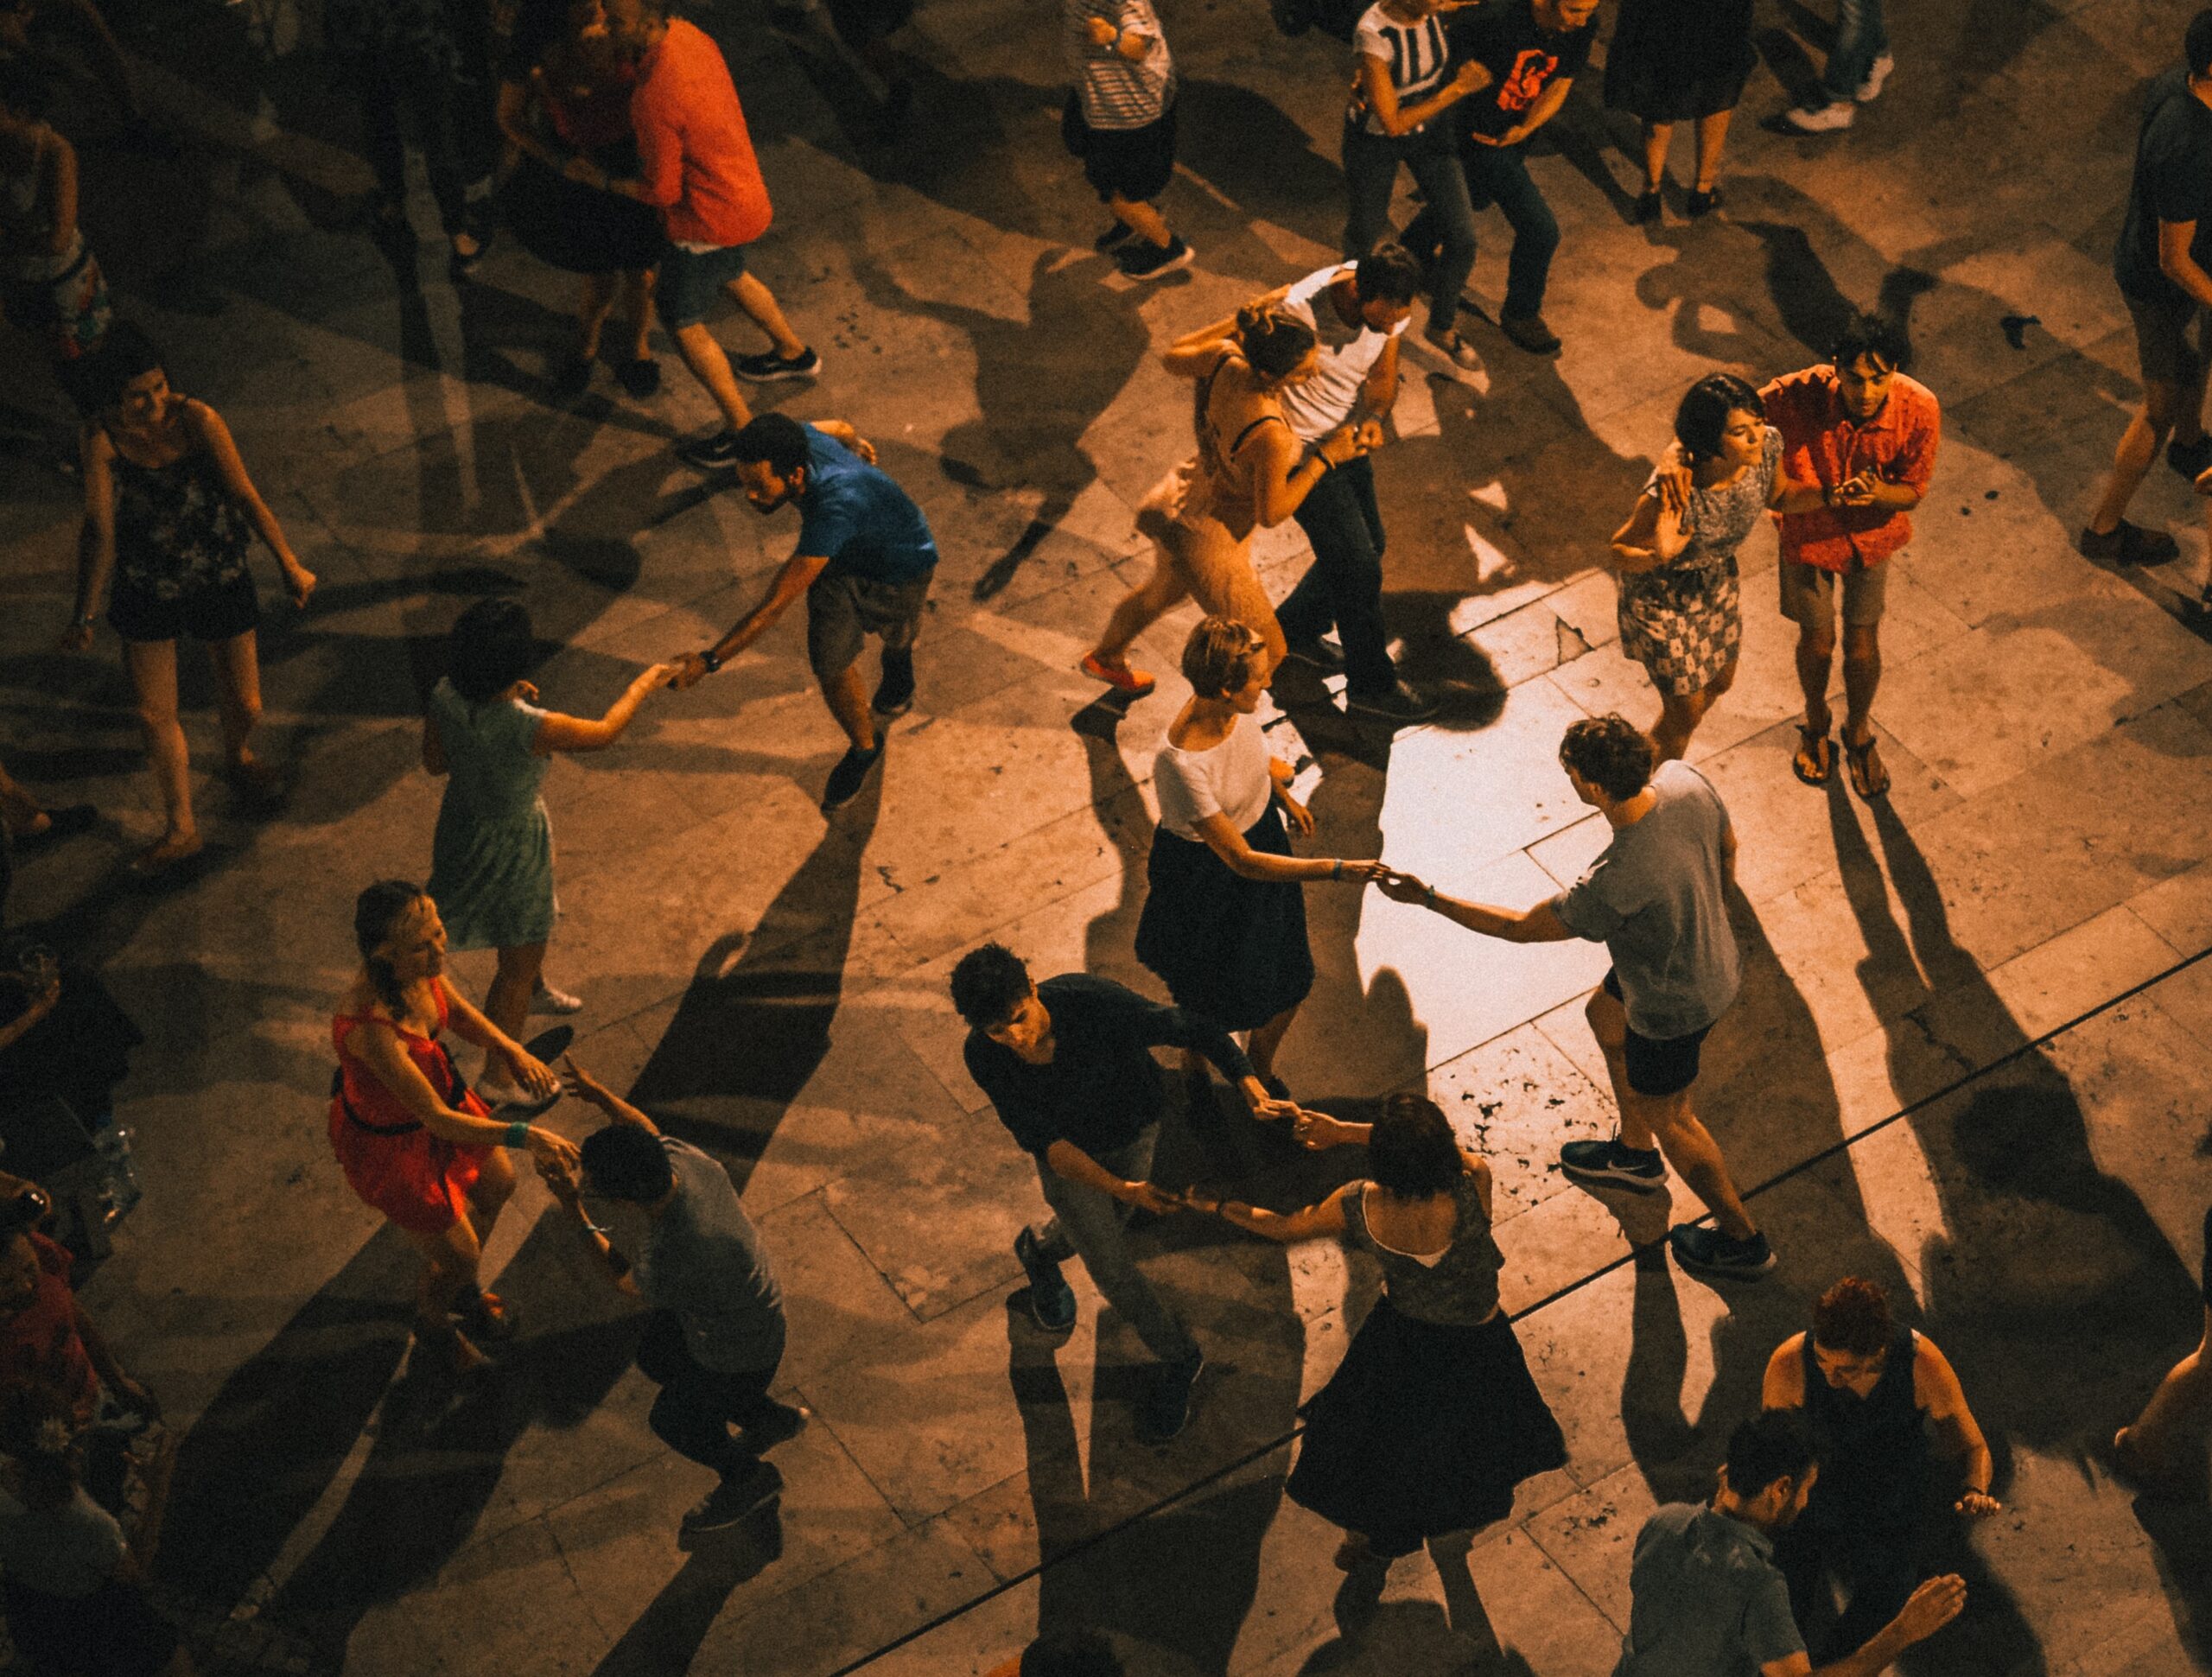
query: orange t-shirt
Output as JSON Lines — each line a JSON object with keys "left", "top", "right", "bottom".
{"left": 629, "top": 17, "right": 773, "bottom": 249}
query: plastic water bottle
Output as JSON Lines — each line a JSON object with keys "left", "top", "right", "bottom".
{"left": 94, "top": 1126, "right": 142, "bottom": 1216}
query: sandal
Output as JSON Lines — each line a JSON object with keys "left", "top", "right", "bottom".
{"left": 1790, "top": 724, "right": 1834, "bottom": 787}
{"left": 1843, "top": 733, "right": 1890, "bottom": 799}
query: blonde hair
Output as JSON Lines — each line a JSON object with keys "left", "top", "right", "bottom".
{"left": 1180, "top": 616, "right": 1266, "bottom": 700}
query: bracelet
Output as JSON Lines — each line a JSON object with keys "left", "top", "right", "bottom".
{"left": 503, "top": 1119, "right": 531, "bottom": 1149}
{"left": 1331, "top": 858, "right": 1343, "bottom": 880}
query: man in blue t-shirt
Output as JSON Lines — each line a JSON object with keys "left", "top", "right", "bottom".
{"left": 675, "top": 412, "right": 941, "bottom": 810}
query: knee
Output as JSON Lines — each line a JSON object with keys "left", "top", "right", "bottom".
{"left": 134, "top": 699, "right": 179, "bottom": 737}
{"left": 1797, "top": 626, "right": 1838, "bottom": 664}
{"left": 1842, "top": 626, "right": 1880, "bottom": 664}
{"left": 1584, "top": 988, "right": 1624, "bottom": 1049}
{"left": 227, "top": 688, "right": 263, "bottom": 729}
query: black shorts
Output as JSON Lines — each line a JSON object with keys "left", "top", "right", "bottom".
{"left": 804, "top": 569, "right": 931, "bottom": 681}
{"left": 1079, "top": 102, "right": 1178, "bottom": 205}
{"left": 1604, "top": 969, "right": 1713, "bottom": 1099}
{"left": 108, "top": 570, "right": 261, "bottom": 645}
{"left": 2122, "top": 285, "right": 2209, "bottom": 390}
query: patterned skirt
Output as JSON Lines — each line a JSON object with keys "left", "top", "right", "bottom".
{"left": 1617, "top": 555, "right": 1742, "bottom": 696}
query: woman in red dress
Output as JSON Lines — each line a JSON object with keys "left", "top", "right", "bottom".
{"left": 332, "top": 880, "right": 575, "bottom": 1372}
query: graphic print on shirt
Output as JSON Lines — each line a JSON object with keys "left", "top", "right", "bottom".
{"left": 1496, "top": 48, "right": 1560, "bottom": 112}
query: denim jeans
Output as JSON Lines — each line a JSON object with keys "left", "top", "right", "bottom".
{"left": 1454, "top": 142, "right": 1560, "bottom": 321}
{"left": 1281, "top": 454, "right": 1395, "bottom": 696}
{"left": 637, "top": 1309, "right": 788, "bottom": 1480}
{"left": 1819, "top": 0, "right": 1889, "bottom": 103}
{"left": 1341, "top": 122, "right": 1477, "bottom": 327}
{"left": 1030, "top": 1127, "right": 1199, "bottom": 1367}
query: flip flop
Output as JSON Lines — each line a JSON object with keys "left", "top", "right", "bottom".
{"left": 1843, "top": 734, "right": 1891, "bottom": 799}
{"left": 1791, "top": 725, "right": 1835, "bottom": 787}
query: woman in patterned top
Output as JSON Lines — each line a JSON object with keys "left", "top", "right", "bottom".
{"left": 1610, "top": 372, "right": 1784, "bottom": 761}
{"left": 61, "top": 325, "right": 315, "bottom": 874}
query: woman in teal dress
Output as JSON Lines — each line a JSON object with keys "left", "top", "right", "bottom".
{"left": 423, "top": 600, "right": 672, "bottom": 1106}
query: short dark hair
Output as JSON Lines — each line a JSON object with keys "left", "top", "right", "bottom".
{"left": 1353, "top": 243, "right": 1423, "bottom": 308}
{"left": 1673, "top": 372, "right": 1764, "bottom": 465}
{"left": 580, "top": 1123, "right": 676, "bottom": 1203}
{"left": 1829, "top": 310, "right": 1910, "bottom": 375}
{"left": 1812, "top": 1276, "right": 1893, "bottom": 1356}
{"left": 950, "top": 943, "right": 1031, "bottom": 1030}
{"left": 59, "top": 319, "right": 164, "bottom": 415}
{"left": 2188, "top": 8, "right": 2212, "bottom": 76}
{"left": 1725, "top": 1411, "right": 1816, "bottom": 1499}
{"left": 1559, "top": 715, "right": 1656, "bottom": 802}
{"left": 728, "top": 412, "right": 812, "bottom": 480}
{"left": 445, "top": 597, "right": 537, "bottom": 704}
{"left": 1367, "top": 1093, "right": 1464, "bottom": 1198}
{"left": 1020, "top": 1630, "right": 1123, "bottom": 1677}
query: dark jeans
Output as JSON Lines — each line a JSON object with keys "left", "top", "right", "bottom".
{"left": 349, "top": 55, "right": 476, "bottom": 237}
{"left": 637, "top": 1309, "right": 786, "bottom": 1481}
{"left": 1341, "top": 122, "right": 1475, "bottom": 327}
{"left": 1029, "top": 1127, "right": 1198, "bottom": 1367}
{"left": 1281, "top": 454, "right": 1395, "bottom": 695}
{"left": 1404, "top": 141, "right": 1560, "bottom": 321}
{"left": 1776, "top": 1512, "right": 1922, "bottom": 1661}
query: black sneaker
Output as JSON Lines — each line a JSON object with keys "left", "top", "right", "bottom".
{"left": 1117, "top": 237, "right": 1194, "bottom": 282}
{"left": 821, "top": 742, "right": 884, "bottom": 811}
{"left": 1283, "top": 637, "right": 1346, "bottom": 674}
{"left": 1559, "top": 1138, "right": 1668, "bottom": 1194}
{"left": 1669, "top": 1223, "right": 1777, "bottom": 1280}
{"left": 676, "top": 429, "right": 743, "bottom": 470}
{"left": 1014, "top": 1228, "right": 1077, "bottom": 1332}
{"left": 734, "top": 346, "right": 822, "bottom": 383}
{"left": 681, "top": 1459, "right": 783, "bottom": 1535}
{"left": 1501, "top": 313, "right": 1562, "bottom": 355}
{"left": 1094, "top": 221, "right": 1136, "bottom": 253}
{"left": 2169, "top": 435, "right": 2212, "bottom": 480}
{"left": 617, "top": 357, "right": 662, "bottom": 399}
{"left": 2077, "top": 520, "right": 2177, "bottom": 565}
{"left": 742, "top": 1401, "right": 811, "bottom": 1452}
{"left": 1344, "top": 680, "right": 1443, "bottom": 726}
{"left": 873, "top": 650, "right": 916, "bottom": 717}
{"left": 1135, "top": 1353, "right": 1204, "bottom": 1445}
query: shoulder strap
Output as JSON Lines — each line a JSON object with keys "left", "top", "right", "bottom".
{"left": 1229, "top": 412, "right": 1288, "bottom": 454}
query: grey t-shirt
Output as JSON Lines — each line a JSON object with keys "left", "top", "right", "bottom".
{"left": 635, "top": 1137, "right": 785, "bottom": 1375}
{"left": 1554, "top": 759, "right": 1738, "bottom": 1039}
{"left": 0, "top": 1484, "right": 125, "bottom": 1600}
{"left": 1614, "top": 1503, "right": 1805, "bottom": 1677}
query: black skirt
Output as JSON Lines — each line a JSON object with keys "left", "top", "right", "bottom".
{"left": 499, "top": 150, "right": 665, "bottom": 276}
{"left": 1287, "top": 1299, "right": 1567, "bottom": 1547}
{"left": 1601, "top": 0, "right": 1758, "bottom": 123}
{"left": 1134, "top": 802, "right": 1315, "bottom": 1032}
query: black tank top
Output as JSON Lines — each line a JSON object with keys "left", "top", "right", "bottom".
{"left": 1800, "top": 1323, "right": 1928, "bottom": 1530}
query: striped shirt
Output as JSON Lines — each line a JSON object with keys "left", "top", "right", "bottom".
{"left": 1065, "top": 0, "right": 1175, "bottom": 130}
{"left": 1350, "top": 2, "right": 1450, "bottom": 136}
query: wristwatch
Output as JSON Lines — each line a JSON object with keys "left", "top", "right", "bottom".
{"left": 699, "top": 648, "right": 723, "bottom": 674}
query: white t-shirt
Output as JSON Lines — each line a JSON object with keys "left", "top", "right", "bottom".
{"left": 1154, "top": 720, "right": 1272, "bottom": 840}
{"left": 1349, "top": 2, "right": 1449, "bottom": 136}
{"left": 1277, "top": 261, "right": 1405, "bottom": 441}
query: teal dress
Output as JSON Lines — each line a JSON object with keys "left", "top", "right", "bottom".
{"left": 426, "top": 679, "right": 556, "bottom": 950}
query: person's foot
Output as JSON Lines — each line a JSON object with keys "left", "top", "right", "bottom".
{"left": 1422, "top": 326, "right": 1484, "bottom": 371}
{"left": 682, "top": 1459, "right": 784, "bottom": 1534}
{"left": 1014, "top": 1227, "right": 1078, "bottom": 1332}
{"left": 734, "top": 346, "right": 823, "bottom": 382}
{"left": 1634, "top": 187, "right": 1663, "bottom": 224}
{"left": 742, "top": 1401, "right": 812, "bottom": 1452}
{"left": 821, "top": 742, "right": 885, "bottom": 811}
{"left": 1559, "top": 1137, "right": 1669, "bottom": 1193}
{"left": 226, "top": 756, "right": 287, "bottom": 812}
{"left": 130, "top": 829, "right": 202, "bottom": 876}
{"left": 1686, "top": 186, "right": 1723, "bottom": 218}
{"left": 1669, "top": 1223, "right": 1777, "bottom": 1280}
{"left": 1777, "top": 99, "right": 1855, "bottom": 133}
{"left": 1081, "top": 651, "right": 1157, "bottom": 696}
{"left": 617, "top": 356, "right": 662, "bottom": 399}
{"left": 2078, "top": 519, "right": 2177, "bottom": 565}
{"left": 1094, "top": 220, "right": 1136, "bottom": 253}
{"left": 1500, "top": 314, "right": 1562, "bottom": 356}
{"left": 458, "top": 1290, "right": 517, "bottom": 1343}
{"left": 1854, "top": 52, "right": 1895, "bottom": 103}
{"left": 418, "top": 1322, "right": 491, "bottom": 1378}
{"left": 472, "top": 1073, "right": 562, "bottom": 1117}
{"left": 1135, "top": 1353, "right": 1204, "bottom": 1445}
{"left": 1282, "top": 636, "right": 1346, "bottom": 673}
{"left": 1344, "top": 680, "right": 1443, "bottom": 726}
{"left": 1118, "top": 236, "right": 1196, "bottom": 282}
{"left": 531, "top": 977, "right": 585, "bottom": 1016}
{"left": 447, "top": 230, "right": 489, "bottom": 282}
{"left": 2168, "top": 435, "right": 2212, "bottom": 480}
{"left": 10, "top": 803, "right": 95, "bottom": 851}
{"left": 873, "top": 650, "right": 916, "bottom": 717}
{"left": 676, "top": 429, "right": 743, "bottom": 470}
{"left": 550, "top": 353, "right": 593, "bottom": 400}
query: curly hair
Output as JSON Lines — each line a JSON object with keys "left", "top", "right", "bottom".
{"left": 1559, "top": 715, "right": 1656, "bottom": 803}
{"left": 950, "top": 942, "right": 1032, "bottom": 1030}
{"left": 1812, "top": 1275, "right": 1893, "bottom": 1356}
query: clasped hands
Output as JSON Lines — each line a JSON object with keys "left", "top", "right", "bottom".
{"left": 1116, "top": 1101, "right": 1363, "bottom": 1218}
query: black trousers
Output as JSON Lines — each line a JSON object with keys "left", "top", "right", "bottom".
{"left": 1776, "top": 1511, "right": 1922, "bottom": 1661}
{"left": 637, "top": 1309, "right": 785, "bottom": 1480}
{"left": 1281, "top": 454, "right": 1396, "bottom": 696}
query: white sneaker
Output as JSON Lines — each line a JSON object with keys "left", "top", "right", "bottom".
{"left": 531, "top": 978, "right": 584, "bottom": 1016}
{"left": 1778, "top": 100, "right": 1855, "bottom": 133}
{"left": 1854, "top": 53, "right": 1894, "bottom": 103}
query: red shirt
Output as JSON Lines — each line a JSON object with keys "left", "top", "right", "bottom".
{"left": 0, "top": 1234, "right": 99, "bottom": 1424}
{"left": 629, "top": 17, "right": 773, "bottom": 249}
{"left": 1761, "top": 365, "right": 1941, "bottom": 571}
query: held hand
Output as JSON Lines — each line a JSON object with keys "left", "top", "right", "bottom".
{"left": 1351, "top": 417, "right": 1387, "bottom": 454}
{"left": 559, "top": 1054, "right": 613, "bottom": 1108}
{"left": 284, "top": 563, "right": 317, "bottom": 609}
{"left": 669, "top": 652, "right": 712, "bottom": 689}
{"left": 1376, "top": 868, "right": 1432, "bottom": 904}
{"left": 1119, "top": 1178, "right": 1183, "bottom": 1217}
{"left": 1292, "top": 1108, "right": 1352, "bottom": 1151}
{"left": 637, "top": 661, "right": 681, "bottom": 692}
{"left": 1831, "top": 470, "right": 1882, "bottom": 507}
{"left": 525, "top": 1125, "right": 581, "bottom": 1174}
{"left": 1655, "top": 464, "right": 1692, "bottom": 518}
{"left": 1277, "top": 792, "right": 1314, "bottom": 836}
{"left": 1449, "top": 60, "right": 1487, "bottom": 95}
{"left": 59, "top": 620, "right": 92, "bottom": 653}
{"left": 535, "top": 1143, "right": 584, "bottom": 1203}
{"left": 1249, "top": 1096, "right": 1301, "bottom": 1123}
{"left": 1084, "top": 15, "right": 1117, "bottom": 44}
{"left": 515, "top": 680, "right": 542, "bottom": 705}
{"left": 847, "top": 434, "right": 879, "bottom": 465}
{"left": 1180, "top": 1186, "right": 1224, "bottom": 1216}
{"left": 1318, "top": 426, "right": 1363, "bottom": 468}
{"left": 1336, "top": 859, "right": 1389, "bottom": 885}
{"left": 1955, "top": 1490, "right": 2000, "bottom": 1519}
{"left": 1892, "top": 1575, "right": 1968, "bottom": 1645}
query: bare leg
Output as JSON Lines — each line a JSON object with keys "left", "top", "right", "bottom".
{"left": 483, "top": 943, "right": 546, "bottom": 1056}
{"left": 1839, "top": 623, "right": 1881, "bottom": 746}
{"left": 621, "top": 269, "right": 657, "bottom": 361}
{"left": 727, "top": 271, "right": 808, "bottom": 360}
{"left": 577, "top": 271, "right": 616, "bottom": 361}
{"left": 1246, "top": 1003, "right": 1300, "bottom": 1082}
{"left": 462, "top": 1145, "right": 518, "bottom": 1247}
{"left": 1795, "top": 623, "right": 1837, "bottom": 738}
{"left": 671, "top": 322, "right": 753, "bottom": 429}
{"left": 402, "top": 1214, "right": 487, "bottom": 1368}
{"left": 1691, "top": 110, "right": 1733, "bottom": 192}
{"left": 1092, "top": 550, "right": 1191, "bottom": 663}
{"left": 121, "top": 638, "right": 200, "bottom": 861}
{"left": 1651, "top": 661, "right": 1733, "bottom": 761}
{"left": 2087, "top": 378, "right": 2196, "bottom": 536}
{"left": 208, "top": 629, "right": 266, "bottom": 770}
{"left": 1640, "top": 121, "right": 1672, "bottom": 192}
{"left": 2117, "top": 1307, "right": 2212, "bottom": 1477}
{"left": 1585, "top": 985, "right": 1756, "bottom": 1237}
{"left": 821, "top": 660, "right": 877, "bottom": 753}
{"left": 1109, "top": 192, "right": 1173, "bottom": 250}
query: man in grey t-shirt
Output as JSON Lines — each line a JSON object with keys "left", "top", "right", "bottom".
{"left": 1379, "top": 714, "right": 1772, "bottom": 1280}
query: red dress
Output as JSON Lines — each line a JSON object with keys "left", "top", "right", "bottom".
{"left": 327, "top": 979, "right": 492, "bottom": 1235}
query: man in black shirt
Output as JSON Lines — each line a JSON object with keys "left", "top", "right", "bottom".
{"left": 2082, "top": 10, "right": 2212, "bottom": 569}
{"left": 1400, "top": 0, "right": 1599, "bottom": 355}
{"left": 952, "top": 943, "right": 1287, "bottom": 1444}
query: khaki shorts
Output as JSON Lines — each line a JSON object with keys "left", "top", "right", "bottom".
{"left": 1778, "top": 556, "right": 1889, "bottom": 633}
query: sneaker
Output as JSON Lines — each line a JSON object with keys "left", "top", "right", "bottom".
{"left": 531, "top": 978, "right": 584, "bottom": 1016}
{"left": 1117, "top": 236, "right": 1195, "bottom": 281}
{"left": 1081, "top": 651, "right": 1157, "bottom": 696}
{"left": 1135, "top": 1353, "right": 1204, "bottom": 1445}
{"left": 1853, "top": 52, "right": 1895, "bottom": 103}
{"left": 1634, "top": 187, "right": 1663, "bottom": 224}
{"left": 1014, "top": 1228, "right": 1077, "bottom": 1332}
{"left": 1669, "top": 1223, "right": 1778, "bottom": 1280}
{"left": 1422, "top": 327, "right": 1484, "bottom": 371}
{"left": 1686, "top": 187, "right": 1723, "bottom": 218}
{"left": 1344, "top": 680, "right": 1443, "bottom": 725}
{"left": 617, "top": 357, "right": 662, "bottom": 399}
{"left": 2077, "top": 520, "right": 2177, "bottom": 565}
{"left": 821, "top": 742, "right": 884, "bottom": 811}
{"left": 682, "top": 1460, "right": 783, "bottom": 1534}
{"left": 1777, "top": 100, "right": 1855, "bottom": 133}
{"left": 1094, "top": 221, "right": 1136, "bottom": 253}
{"left": 872, "top": 650, "right": 916, "bottom": 717}
{"left": 1282, "top": 637, "right": 1346, "bottom": 674}
{"left": 675, "top": 429, "right": 743, "bottom": 470}
{"left": 742, "top": 1401, "right": 811, "bottom": 1452}
{"left": 2169, "top": 435, "right": 2212, "bottom": 480}
{"left": 1500, "top": 313, "right": 1562, "bottom": 355}
{"left": 1558, "top": 1137, "right": 1669, "bottom": 1194}
{"left": 734, "top": 346, "right": 822, "bottom": 383}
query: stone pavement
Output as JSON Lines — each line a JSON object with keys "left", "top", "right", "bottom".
{"left": 3, "top": 0, "right": 2212, "bottom": 1671}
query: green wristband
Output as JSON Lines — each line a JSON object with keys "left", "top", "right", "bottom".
{"left": 504, "top": 1120, "right": 531, "bottom": 1150}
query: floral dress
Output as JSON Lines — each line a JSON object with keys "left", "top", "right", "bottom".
{"left": 1617, "top": 425, "right": 1780, "bottom": 696}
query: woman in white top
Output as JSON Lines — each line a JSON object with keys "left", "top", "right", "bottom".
{"left": 1341, "top": 0, "right": 1486, "bottom": 368}
{"left": 1132, "top": 617, "right": 1385, "bottom": 1096}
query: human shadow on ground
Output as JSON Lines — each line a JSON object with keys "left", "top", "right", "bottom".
{"left": 1292, "top": 1581, "right": 1537, "bottom": 1675}
{"left": 587, "top": 1532, "right": 787, "bottom": 1677}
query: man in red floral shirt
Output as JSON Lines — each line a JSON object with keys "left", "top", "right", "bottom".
{"left": 1761, "top": 314, "right": 1939, "bottom": 799}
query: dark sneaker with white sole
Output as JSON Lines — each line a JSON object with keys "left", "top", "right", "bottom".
{"left": 1118, "top": 236, "right": 1194, "bottom": 281}
{"left": 873, "top": 650, "right": 916, "bottom": 717}
{"left": 675, "top": 429, "right": 742, "bottom": 470}
{"left": 821, "top": 742, "right": 884, "bottom": 811}
{"left": 1669, "top": 1223, "right": 1777, "bottom": 1280}
{"left": 1345, "top": 681, "right": 1443, "bottom": 725}
{"left": 681, "top": 1459, "right": 782, "bottom": 1535}
{"left": 734, "top": 346, "right": 821, "bottom": 382}
{"left": 1014, "top": 1228, "right": 1077, "bottom": 1332}
{"left": 1135, "top": 1353, "right": 1205, "bottom": 1445}
{"left": 1558, "top": 1137, "right": 1668, "bottom": 1193}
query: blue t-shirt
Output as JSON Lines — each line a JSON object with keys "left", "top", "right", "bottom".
{"left": 796, "top": 426, "right": 939, "bottom": 584}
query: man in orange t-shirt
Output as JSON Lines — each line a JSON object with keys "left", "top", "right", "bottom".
{"left": 588, "top": 0, "right": 819, "bottom": 469}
